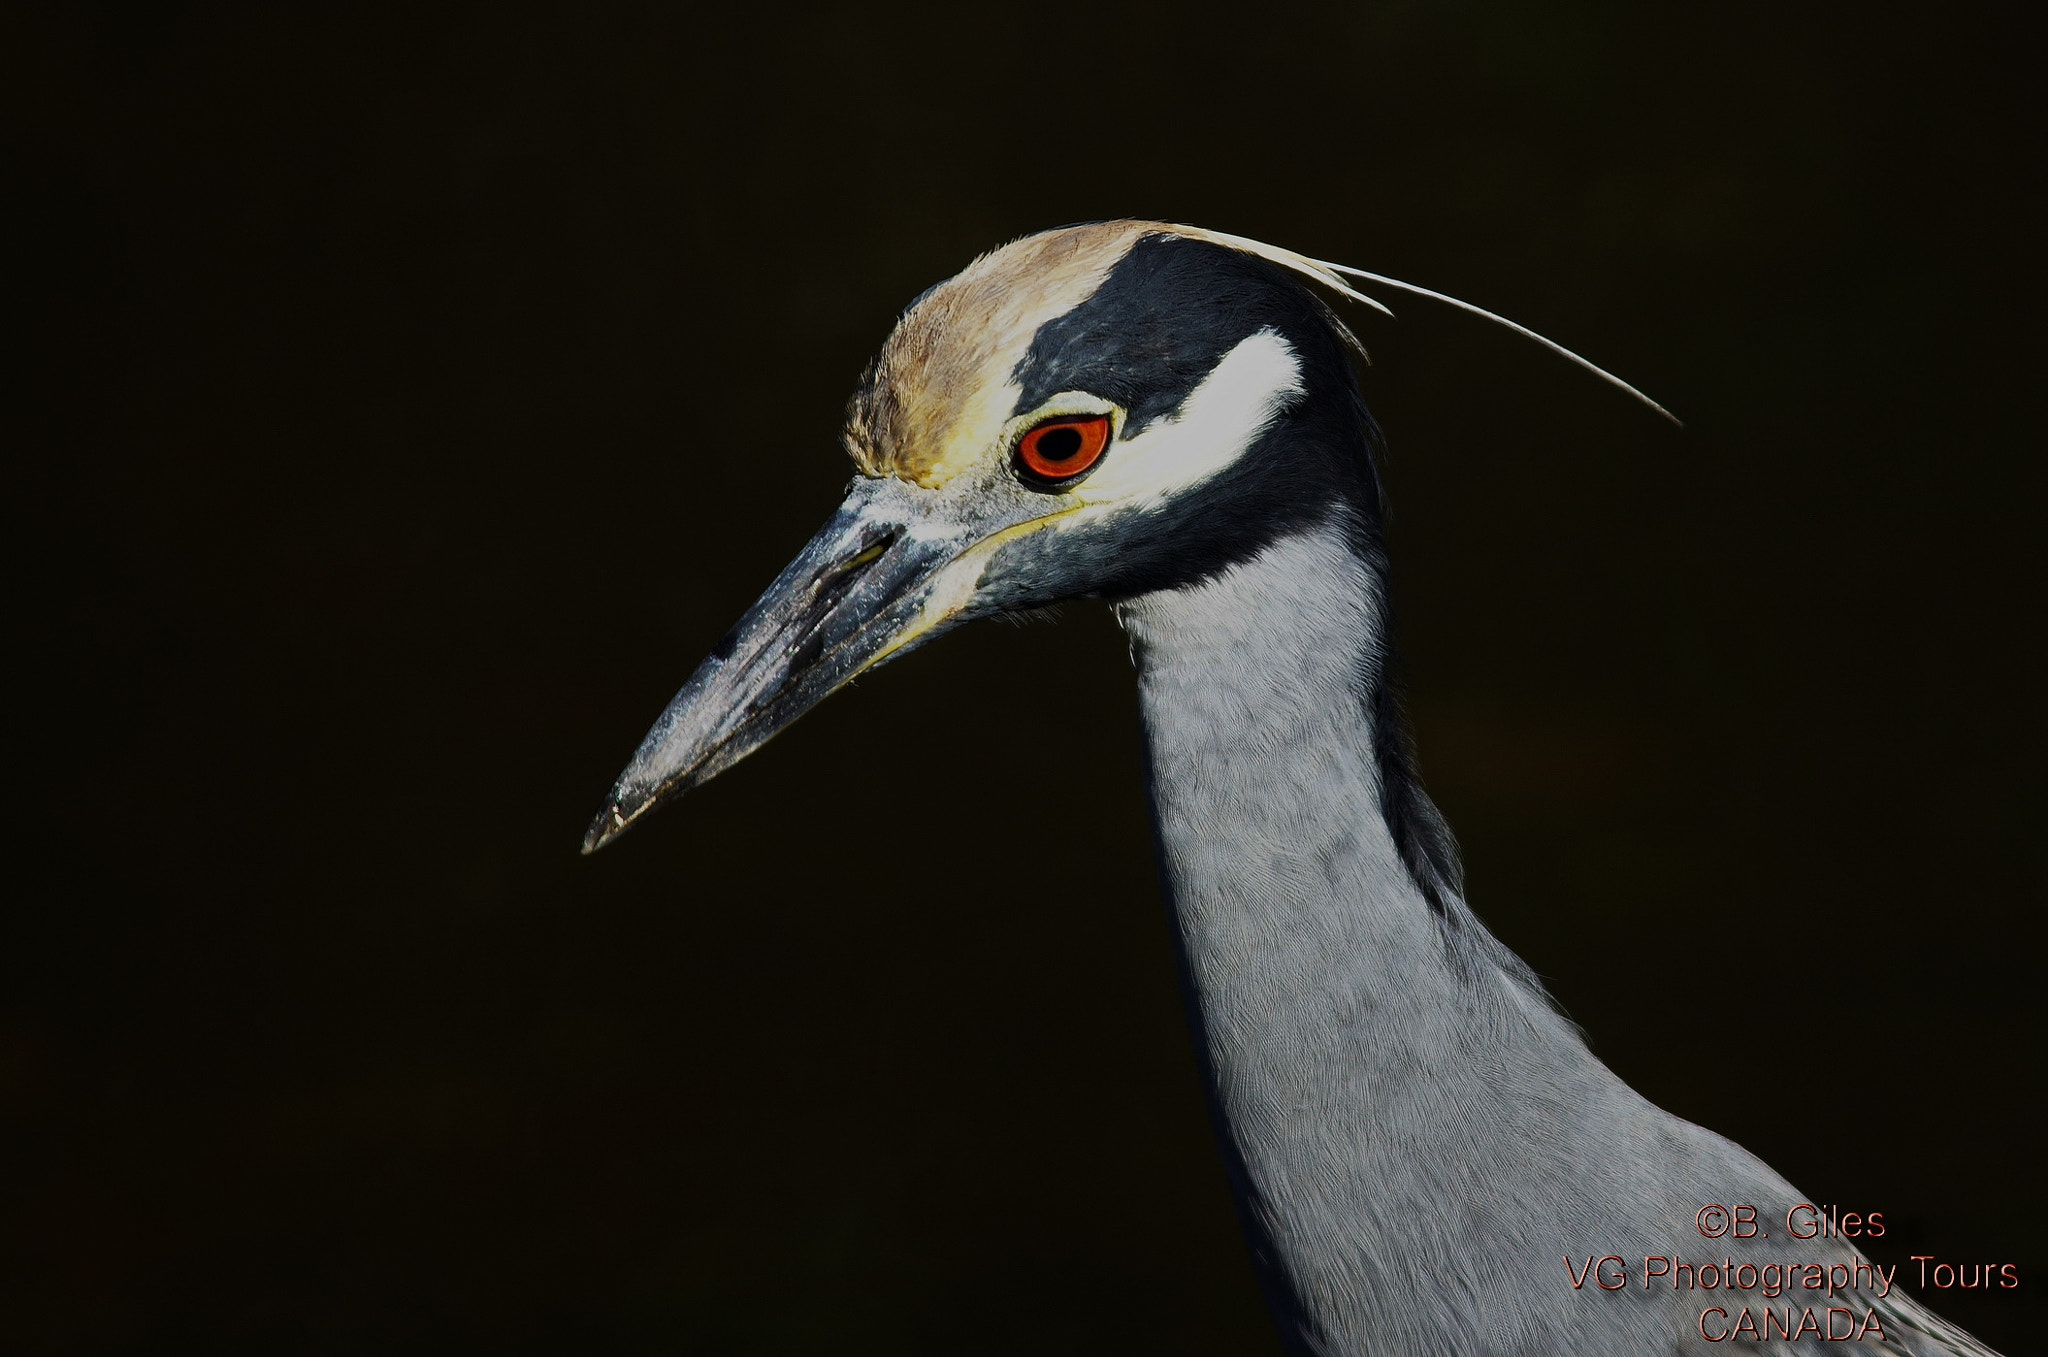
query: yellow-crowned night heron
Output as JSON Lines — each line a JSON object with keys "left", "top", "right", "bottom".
{"left": 582, "top": 222, "right": 1998, "bottom": 1357}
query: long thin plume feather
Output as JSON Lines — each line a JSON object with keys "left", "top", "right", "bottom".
{"left": 1168, "top": 224, "right": 1678, "bottom": 426}
{"left": 1315, "top": 259, "right": 1680, "bottom": 426}
{"left": 1171, "top": 226, "right": 1398, "bottom": 319}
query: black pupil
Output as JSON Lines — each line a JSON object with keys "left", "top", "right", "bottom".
{"left": 1036, "top": 426, "right": 1083, "bottom": 462}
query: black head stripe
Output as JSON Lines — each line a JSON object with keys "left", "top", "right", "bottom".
{"left": 986, "top": 235, "right": 1379, "bottom": 604}
{"left": 1011, "top": 233, "right": 1340, "bottom": 434}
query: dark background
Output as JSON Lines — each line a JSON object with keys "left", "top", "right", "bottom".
{"left": 6, "top": 2, "right": 2041, "bottom": 1352}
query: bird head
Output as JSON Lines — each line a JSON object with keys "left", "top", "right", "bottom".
{"left": 582, "top": 221, "right": 1664, "bottom": 852}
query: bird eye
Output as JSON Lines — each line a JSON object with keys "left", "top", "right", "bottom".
{"left": 1014, "top": 414, "right": 1111, "bottom": 489}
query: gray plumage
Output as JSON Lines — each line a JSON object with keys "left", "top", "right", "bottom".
{"left": 1121, "top": 522, "right": 1989, "bottom": 1356}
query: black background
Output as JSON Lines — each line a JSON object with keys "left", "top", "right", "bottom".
{"left": 6, "top": 2, "right": 2042, "bottom": 1352}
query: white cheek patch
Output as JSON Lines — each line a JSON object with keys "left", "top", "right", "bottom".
{"left": 1069, "top": 328, "right": 1304, "bottom": 511}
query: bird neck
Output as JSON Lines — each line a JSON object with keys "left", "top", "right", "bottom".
{"left": 1114, "top": 518, "right": 1524, "bottom": 1072}
{"left": 1113, "top": 517, "right": 1617, "bottom": 1354}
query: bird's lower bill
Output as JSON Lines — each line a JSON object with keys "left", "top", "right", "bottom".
{"left": 580, "top": 482, "right": 978, "bottom": 854}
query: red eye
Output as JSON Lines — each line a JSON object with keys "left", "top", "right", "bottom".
{"left": 1015, "top": 414, "right": 1111, "bottom": 487}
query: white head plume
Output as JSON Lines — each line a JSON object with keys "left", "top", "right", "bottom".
{"left": 1171, "top": 224, "right": 1680, "bottom": 426}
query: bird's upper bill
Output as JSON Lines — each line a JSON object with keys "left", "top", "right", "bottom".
{"left": 582, "top": 221, "right": 1665, "bottom": 851}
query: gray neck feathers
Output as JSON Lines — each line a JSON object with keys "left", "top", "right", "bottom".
{"left": 1112, "top": 522, "right": 1931, "bottom": 1357}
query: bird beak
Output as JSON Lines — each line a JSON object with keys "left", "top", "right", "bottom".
{"left": 581, "top": 478, "right": 981, "bottom": 853}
